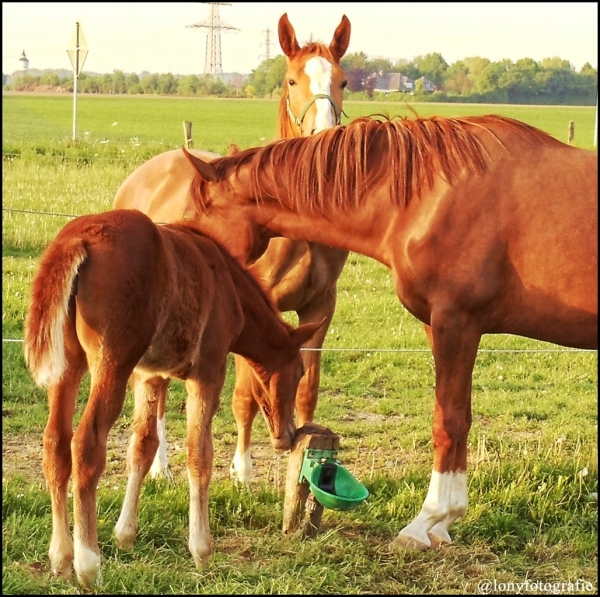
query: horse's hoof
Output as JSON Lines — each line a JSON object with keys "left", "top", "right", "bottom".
{"left": 390, "top": 533, "right": 430, "bottom": 551}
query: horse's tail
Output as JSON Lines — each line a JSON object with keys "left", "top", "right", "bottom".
{"left": 23, "top": 236, "right": 87, "bottom": 387}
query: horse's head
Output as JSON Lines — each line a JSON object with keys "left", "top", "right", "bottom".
{"left": 240, "top": 319, "right": 325, "bottom": 451}
{"left": 183, "top": 147, "right": 277, "bottom": 265}
{"left": 278, "top": 13, "right": 351, "bottom": 137}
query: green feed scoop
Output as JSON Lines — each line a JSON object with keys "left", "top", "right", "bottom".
{"left": 299, "top": 449, "right": 369, "bottom": 511}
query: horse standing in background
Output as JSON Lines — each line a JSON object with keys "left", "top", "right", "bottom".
{"left": 181, "top": 113, "right": 598, "bottom": 550}
{"left": 113, "top": 12, "right": 352, "bottom": 483}
{"left": 23, "top": 209, "right": 321, "bottom": 588}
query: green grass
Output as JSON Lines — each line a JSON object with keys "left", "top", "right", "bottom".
{"left": 2, "top": 95, "right": 597, "bottom": 594}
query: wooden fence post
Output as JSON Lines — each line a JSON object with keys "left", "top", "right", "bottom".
{"left": 567, "top": 121, "right": 575, "bottom": 145}
{"left": 282, "top": 422, "right": 340, "bottom": 538}
{"left": 183, "top": 121, "right": 193, "bottom": 148}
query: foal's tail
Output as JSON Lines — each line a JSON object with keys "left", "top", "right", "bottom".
{"left": 23, "top": 237, "right": 87, "bottom": 387}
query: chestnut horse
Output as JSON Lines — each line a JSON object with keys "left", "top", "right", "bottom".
{"left": 113, "top": 12, "right": 351, "bottom": 483}
{"left": 23, "top": 209, "right": 321, "bottom": 587}
{"left": 182, "top": 114, "right": 598, "bottom": 551}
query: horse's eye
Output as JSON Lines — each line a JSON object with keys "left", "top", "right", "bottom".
{"left": 341, "top": 80, "right": 348, "bottom": 89}
{"left": 288, "top": 79, "right": 296, "bottom": 87}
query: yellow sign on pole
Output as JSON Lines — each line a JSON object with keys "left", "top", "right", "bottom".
{"left": 67, "top": 22, "right": 89, "bottom": 141}
{"left": 67, "top": 22, "right": 89, "bottom": 78}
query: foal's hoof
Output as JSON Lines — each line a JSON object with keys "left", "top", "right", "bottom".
{"left": 390, "top": 532, "right": 430, "bottom": 551}
{"left": 427, "top": 531, "right": 452, "bottom": 549}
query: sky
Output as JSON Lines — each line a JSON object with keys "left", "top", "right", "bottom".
{"left": 2, "top": 2, "right": 598, "bottom": 77}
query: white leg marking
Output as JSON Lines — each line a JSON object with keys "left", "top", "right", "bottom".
{"left": 150, "top": 414, "right": 171, "bottom": 480}
{"left": 230, "top": 448, "right": 253, "bottom": 483}
{"left": 187, "top": 471, "right": 213, "bottom": 569}
{"left": 114, "top": 465, "right": 145, "bottom": 550}
{"left": 48, "top": 524, "right": 74, "bottom": 578}
{"left": 428, "top": 472, "right": 468, "bottom": 546}
{"left": 304, "top": 56, "right": 335, "bottom": 133}
{"left": 73, "top": 539, "right": 102, "bottom": 588}
{"left": 393, "top": 470, "right": 468, "bottom": 550}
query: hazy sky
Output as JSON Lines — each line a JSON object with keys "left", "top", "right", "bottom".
{"left": 2, "top": 2, "right": 597, "bottom": 76}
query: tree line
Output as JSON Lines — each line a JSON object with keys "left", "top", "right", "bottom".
{"left": 4, "top": 51, "right": 597, "bottom": 105}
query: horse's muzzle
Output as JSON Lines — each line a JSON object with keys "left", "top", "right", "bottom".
{"left": 270, "top": 422, "right": 296, "bottom": 451}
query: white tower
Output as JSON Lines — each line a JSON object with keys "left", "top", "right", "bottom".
{"left": 18, "top": 50, "right": 29, "bottom": 71}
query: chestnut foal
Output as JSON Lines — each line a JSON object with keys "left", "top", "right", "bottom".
{"left": 24, "top": 209, "right": 320, "bottom": 587}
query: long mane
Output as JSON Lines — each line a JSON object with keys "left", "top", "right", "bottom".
{"left": 192, "top": 114, "right": 560, "bottom": 215}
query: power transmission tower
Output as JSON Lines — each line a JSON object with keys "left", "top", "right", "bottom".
{"left": 259, "top": 28, "right": 276, "bottom": 62}
{"left": 187, "top": 2, "right": 239, "bottom": 75}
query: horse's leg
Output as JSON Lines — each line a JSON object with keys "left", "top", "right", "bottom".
{"left": 148, "top": 377, "right": 174, "bottom": 481}
{"left": 294, "top": 290, "right": 337, "bottom": 425}
{"left": 43, "top": 337, "right": 87, "bottom": 580}
{"left": 392, "top": 314, "right": 479, "bottom": 551}
{"left": 230, "top": 355, "right": 260, "bottom": 483}
{"left": 115, "top": 373, "right": 163, "bottom": 550}
{"left": 185, "top": 370, "right": 224, "bottom": 568}
{"left": 71, "top": 364, "right": 131, "bottom": 588}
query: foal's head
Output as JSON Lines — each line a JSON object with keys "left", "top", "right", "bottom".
{"left": 278, "top": 13, "right": 351, "bottom": 137}
{"left": 245, "top": 315, "right": 322, "bottom": 450}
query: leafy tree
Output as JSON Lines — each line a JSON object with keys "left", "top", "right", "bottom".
{"left": 346, "top": 68, "right": 368, "bottom": 92}
{"left": 177, "top": 75, "right": 199, "bottom": 96}
{"left": 341, "top": 52, "right": 370, "bottom": 71}
{"left": 40, "top": 71, "right": 60, "bottom": 86}
{"left": 140, "top": 74, "right": 159, "bottom": 94}
{"left": 474, "top": 60, "right": 510, "bottom": 94}
{"left": 157, "top": 73, "right": 177, "bottom": 95}
{"left": 368, "top": 57, "right": 394, "bottom": 74}
{"left": 112, "top": 70, "right": 127, "bottom": 94}
{"left": 443, "top": 60, "right": 472, "bottom": 95}
{"left": 393, "top": 60, "right": 421, "bottom": 80}
{"left": 414, "top": 53, "right": 448, "bottom": 86}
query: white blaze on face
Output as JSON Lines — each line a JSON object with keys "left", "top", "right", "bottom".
{"left": 304, "top": 56, "right": 335, "bottom": 134}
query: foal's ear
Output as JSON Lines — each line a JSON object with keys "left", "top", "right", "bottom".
{"left": 278, "top": 12, "right": 301, "bottom": 57}
{"left": 329, "top": 15, "right": 351, "bottom": 62}
{"left": 182, "top": 146, "right": 217, "bottom": 182}
{"left": 228, "top": 143, "right": 241, "bottom": 156}
{"left": 291, "top": 317, "right": 327, "bottom": 348}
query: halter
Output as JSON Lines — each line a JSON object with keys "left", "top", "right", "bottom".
{"left": 286, "top": 94, "right": 347, "bottom": 136}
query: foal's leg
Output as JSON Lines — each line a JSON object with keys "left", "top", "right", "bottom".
{"left": 71, "top": 365, "right": 131, "bottom": 588}
{"left": 230, "top": 355, "right": 260, "bottom": 483}
{"left": 148, "top": 377, "right": 173, "bottom": 481}
{"left": 115, "top": 373, "right": 163, "bottom": 550}
{"left": 392, "top": 314, "right": 479, "bottom": 551}
{"left": 43, "top": 340, "right": 87, "bottom": 580}
{"left": 185, "top": 371, "right": 224, "bottom": 568}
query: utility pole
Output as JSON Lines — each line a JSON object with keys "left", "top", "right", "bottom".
{"left": 259, "top": 28, "right": 276, "bottom": 62}
{"left": 187, "top": 2, "right": 239, "bottom": 75}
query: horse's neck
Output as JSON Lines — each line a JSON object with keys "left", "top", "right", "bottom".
{"left": 226, "top": 262, "right": 291, "bottom": 366}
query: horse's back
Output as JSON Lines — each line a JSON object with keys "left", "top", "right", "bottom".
{"left": 113, "top": 149, "right": 219, "bottom": 221}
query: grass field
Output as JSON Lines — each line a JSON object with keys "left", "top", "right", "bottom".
{"left": 2, "top": 95, "right": 597, "bottom": 594}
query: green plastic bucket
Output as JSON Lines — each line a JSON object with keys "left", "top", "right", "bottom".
{"left": 308, "top": 462, "right": 369, "bottom": 511}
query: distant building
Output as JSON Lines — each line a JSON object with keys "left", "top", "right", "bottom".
{"left": 415, "top": 76, "right": 437, "bottom": 93}
{"left": 18, "top": 49, "right": 29, "bottom": 71}
{"left": 371, "top": 71, "right": 438, "bottom": 94}
{"left": 373, "top": 72, "right": 415, "bottom": 93}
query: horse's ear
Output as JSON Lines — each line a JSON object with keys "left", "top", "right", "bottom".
{"left": 329, "top": 15, "right": 351, "bottom": 62}
{"left": 228, "top": 143, "right": 241, "bottom": 156}
{"left": 278, "top": 12, "right": 301, "bottom": 58}
{"left": 291, "top": 317, "right": 327, "bottom": 349}
{"left": 181, "top": 146, "right": 217, "bottom": 182}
